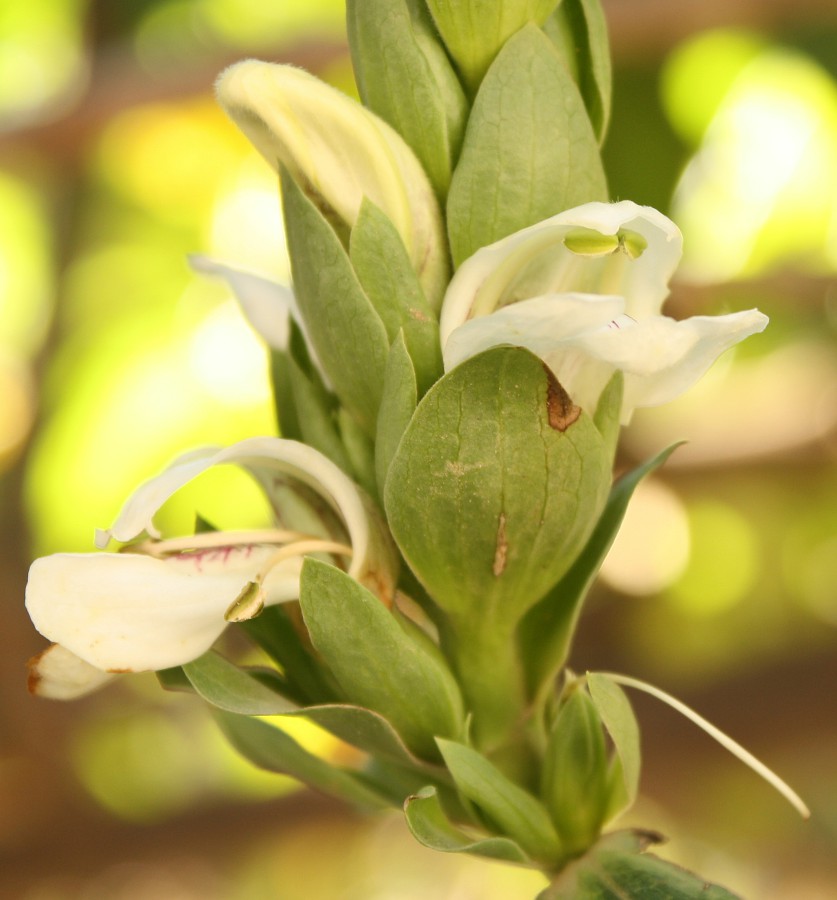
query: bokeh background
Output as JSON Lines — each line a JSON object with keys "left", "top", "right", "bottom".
{"left": 2, "top": 0, "right": 836, "bottom": 897}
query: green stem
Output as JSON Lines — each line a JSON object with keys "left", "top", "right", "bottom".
{"left": 441, "top": 612, "right": 536, "bottom": 785}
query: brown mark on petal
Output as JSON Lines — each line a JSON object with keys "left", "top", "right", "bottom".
{"left": 493, "top": 513, "right": 508, "bottom": 577}
{"left": 106, "top": 668, "right": 134, "bottom": 674}
{"left": 26, "top": 652, "right": 45, "bottom": 695}
{"left": 543, "top": 363, "right": 581, "bottom": 432}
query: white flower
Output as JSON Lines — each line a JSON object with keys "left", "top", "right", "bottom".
{"left": 26, "top": 437, "right": 397, "bottom": 692}
{"left": 216, "top": 60, "right": 449, "bottom": 309}
{"left": 440, "top": 201, "right": 768, "bottom": 422}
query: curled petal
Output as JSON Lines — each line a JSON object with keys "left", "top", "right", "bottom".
{"left": 216, "top": 60, "right": 449, "bottom": 308}
{"left": 440, "top": 200, "right": 681, "bottom": 345}
{"left": 28, "top": 644, "right": 115, "bottom": 699}
{"left": 96, "top": 437, "right": 398, "bottom": 600}
{"left": 189, "top": 255, "right": 294, "bottom": 350}
{"left": 26, "top": 546, "right": 303, "bottom": 672}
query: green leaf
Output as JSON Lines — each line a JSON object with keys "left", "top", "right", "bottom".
{"left": 349, "top": 199, "right": 444, "bottom": 387}
{"left": 347, "top": 0, "right": 468, "bottom": 199}
{"left": 424, "top": 0, "right": 560, "bottom": 93}
{"left": 215, "top": 710, "right": 390, "bottom": 811}
{"left": 286, "top": 352, "right": 351, "bottom": 474}
{"left": 446, "top": 24, "right": 607, "bottom": 266}
{"left": 592, "top": 371, "right": 623, "bottom": 465}
{"left": 542, "top": 689, "right": 610, "bottom": 855}
{"left": 404, "top": 786, "right": 532, "bottom": 864}
{"left": 240, "top": 605, "right": 341, "bottom": 705}
{"left": 281, "top": 168, "right": 389, "bottom": 435}
{"left": 183, "top": 651, "right": 298, "bottom": 715}
{"left": 385, "top": 347, "right": 611, "bottom": 624}
{"left": 519, "top": 442, "right": 683, "bottom": 696}
{"left": 544, "top": 0, "right": 612, "bottom": 142}
{"left": 299, "top": 558, "right": 465, "bottom": 760}
{"left": 539, "top": 830, "right": 742, "bottom": 899}
{"left": 586, "top": 672, "right": 641, "bottom": 819}
{"left": 436, "top": 738, "right": 563, "bottom": 865}
{"left": 156, "top": 666, "right": 193, "bottom": 693}
{"left": 376, "top": 333, "right": 418, "bottom": 501}
{"left": 336, "top": 408, "right": 378, "bottom": 498}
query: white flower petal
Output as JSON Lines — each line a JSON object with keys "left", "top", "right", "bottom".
{"left": 443, "top": 293, "right": 624, "bottom": 372}
{"left": 440, "top": 200, "right": 681, "bottom": 346}
{"left": 216, "top": 60, "right": 448, "bottom": 308}
{"left": 571, "top": 309, "right": 769, "bottom": 421}
{"left": 189, "top": 255, "right": 293, "bottom": 350}
{"left": 28, "top": 644, "right": 115, "bottom": 699}
{"left": 25, "top": 545, "right": 299, "bottom": 672}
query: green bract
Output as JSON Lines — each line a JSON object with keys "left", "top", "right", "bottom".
{"left": 424, "top": 0, "right": 560, "bottom": 93}
{"left": 385, "top": 346, "right": 613, "bottom": 626}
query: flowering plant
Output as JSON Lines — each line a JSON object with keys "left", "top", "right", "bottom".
{"left": 25, "top": 1, "right": 806, "bottom": 896}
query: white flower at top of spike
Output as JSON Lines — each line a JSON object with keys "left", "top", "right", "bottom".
{"left": 216, "top": 60, "right": 449, "bottom": 309}
{"left": 440, "top": 201, "right": 768, "bottom": 422}
{"left": 25, "top": 437, "right": 398, "bottom": 694}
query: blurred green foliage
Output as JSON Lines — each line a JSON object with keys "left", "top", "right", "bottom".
{"left": 2, "top": 2, "right": 836, "bottom": 897}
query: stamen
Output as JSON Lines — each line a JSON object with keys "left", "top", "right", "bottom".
{"left": 130, "top": 529, "right": 322, "bottom": 558}
{"left": 254, "top": 539, "right": 353, "bottom": 581}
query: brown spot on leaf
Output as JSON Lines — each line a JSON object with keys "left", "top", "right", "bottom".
{"left": 543, "top": 364, "right": 581, "bottom": 432}
{"left": 493, "top": 513, "right": 508, "bottom": 577}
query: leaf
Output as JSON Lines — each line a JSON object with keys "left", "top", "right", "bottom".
{"left": 281, "top": 169, "right": 390, "bottom": 435}
{"left": 183, "top": 651, "right": 298, "bottom": 715}
{"left": 436, "top": 738, "right": 563, "bottom": 865}
{"left": 519, "top": 442, "right": 682, "bottom": 696}
{"left": 424, "top": 0, "right": 559, "bottom": 93}
{"left": 586, "top": 672, "right": 641, "bottom": 819}
{"left": 376, "top": 334, "right": 418, "bottom": 501}
{"left": 544, "top": 0, "right": 612, "bottom": 142}
{"left": 541, "top": 689, "right": 610, "bottom": 855}
{"left": 404, "top": 786, "right": 532, "bottom": 864}
{"left": 299, "top": 558, "right": 465, "bottom": 760}
{"left": 385, "top": 346, "right": 611, "bottom": 625}
{"left": 446, "top": 24, "right": 607, "bottom": 266}
{"left": 337, "top": 408, "right": 378, "bottom": 499}
{"left": 539, "top": 830, "right": 743, "bottom": 899}
{"left": 349, "top": 199, "right": 444, "bottom": 387}
{"left": 286, "top": 352, "right": 351, "bottom": 474}
{"left": 215, "top": 710, "right": 390, "bottom": 811}
{"left": 347, "top": 0, "right": 468, "bottom": 199}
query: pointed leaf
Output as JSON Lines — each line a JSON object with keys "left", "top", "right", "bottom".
{"left": 347, "top": 0, "right": 468, "bottom": 199}
{"left": 424, "top": 0, "right": 559, "bottom": 93}
{"left": 587, "top": 672, "right": 641, "bottom": 818}
{"left": 215, "top": 710, "right": 390, "bottom": 811}
{"left": 405, "top": 786, "right": 532, "bottom": 864}
{"left": 350, "top": 198, "right": 443, "bottom": 387}
{"left": 337, "top": 408, "right": 378, "bottom": 498}
{"left": 282, "top": 169, "right": 389, "bottom": 435}
{"left": 385, "top": 347, "right": 611, "bottom": 624}
{"left": 376, "top": 334, "right": 418, "bottom": 501}
{"left": 299, "top": 558, "right": 464, "bottom": 760}
{"left": 183, "top": 651, "right": 298, "bottom": 715}
{"left": 539, "top": 830, "right": 742, "bottom": 899}
{"left": 446, "top": 24, "right": 607, "bottom": 266}
{"left": 545, "top": 0, "right": 612, "bottom": 142}
{"left": 519, "top": 442, "right": 683, "bottom": 695}
{"left": 436, "top": 738, "right": 563, "bottom": 865}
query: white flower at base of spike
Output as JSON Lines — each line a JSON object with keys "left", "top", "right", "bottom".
{"left": 440, "top": 201, "right": 768, "bottom": 423}
{"left": 25, "top": 437, "right": 397, "bottom": 693}
{"left": 216, "top": 60, "right": 449, "bottom": 309}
